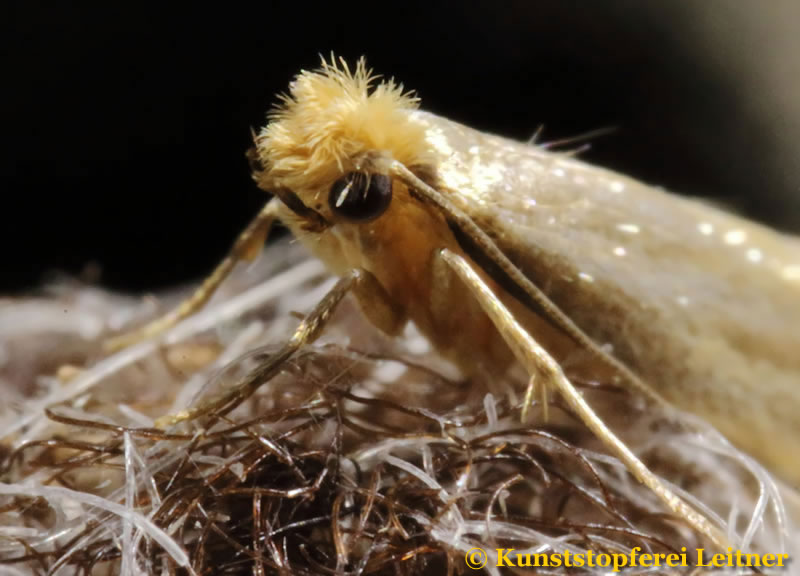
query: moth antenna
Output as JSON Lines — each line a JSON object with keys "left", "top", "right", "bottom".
{"left": 389, "top": 160, "right": 668, "bottom": 408}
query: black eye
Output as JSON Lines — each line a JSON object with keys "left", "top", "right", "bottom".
{"left": 328, "top": 172, "right": 393, "bottom": 222}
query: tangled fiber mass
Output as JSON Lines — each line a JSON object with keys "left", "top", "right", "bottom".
{"left": 0, "top": 240, "right": 796, "bottom": 575}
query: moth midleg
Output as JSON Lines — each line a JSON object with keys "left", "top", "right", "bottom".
{"left": 105, "top": 198, "right": 282, "bottom": 352}
{"left": 154, "top": 268, "right": 385, "bottom": 429}
{"left": 438, "top": 248, "right": 730, "bottom": 549}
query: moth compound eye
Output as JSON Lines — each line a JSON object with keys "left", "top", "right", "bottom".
{"left": 328, "top": 172, "right": 392, "bottom": 222}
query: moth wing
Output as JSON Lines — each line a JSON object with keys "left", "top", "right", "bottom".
{"left": 412, "top": 110, "right": 800, "bottom": 480}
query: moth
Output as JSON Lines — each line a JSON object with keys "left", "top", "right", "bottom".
{"left": 107, "top": 56, "right": 800, "bottom": 548}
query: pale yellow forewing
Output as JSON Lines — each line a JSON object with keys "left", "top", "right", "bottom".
{"left": 412, "top": 110, "right": 800, "bottom": 483}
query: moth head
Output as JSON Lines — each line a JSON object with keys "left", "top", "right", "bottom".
{"left": 252, "top": 55, "right": 433, "bottom": 230}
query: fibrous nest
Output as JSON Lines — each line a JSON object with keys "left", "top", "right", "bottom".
{"left": 0, "top": 240, "right": 797, "bottom": 575}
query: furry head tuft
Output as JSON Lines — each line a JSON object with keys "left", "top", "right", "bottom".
{"left": 255, "top": 55, "right": 430, "bottom": 192}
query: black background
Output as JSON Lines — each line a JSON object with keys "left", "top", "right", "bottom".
{"left": 6, "top": 2, "right": 799, "bottom": 293}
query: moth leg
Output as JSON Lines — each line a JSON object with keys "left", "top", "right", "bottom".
{"left": 523, "top": 373, "right": 549, "bottom": 422}
{"left": 104, "top": 198, "right": 282, "bottom": 352}
{"left": 154, "top": 268, "right": 384, "bottom": 429}
{"left": 351, "top": 268, "right": 407, "bottom": 336}
{"left": 438, "top": 248, "right": 729, "bottom": 549}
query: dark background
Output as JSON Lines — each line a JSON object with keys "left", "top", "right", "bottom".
{"left": 5, "top": 2, "right": 800, "bottom": 293}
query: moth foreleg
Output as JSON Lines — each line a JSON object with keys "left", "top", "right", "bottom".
{"left": 438, "top": 247, "right": 729, "bottom": 549}
{"left": 154, "top": 268, "right": 376, "bottom": 429}
{"left": 105, "top": 198, "right": 282, "bottom": 352}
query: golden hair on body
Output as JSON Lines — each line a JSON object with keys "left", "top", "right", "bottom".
{"left": 256, "top": 58, "right": 430, "bottom": 192}
{"left": 106, "top": 54, "right": 800, "bottom": 549}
